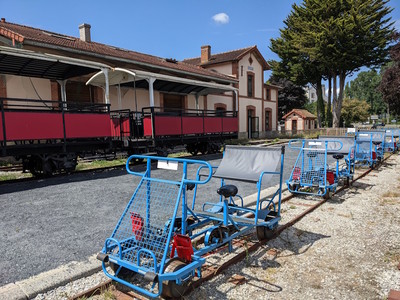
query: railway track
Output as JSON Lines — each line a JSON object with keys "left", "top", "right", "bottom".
{"left": 70, "top": 153, "right": 393, "bottom": 300}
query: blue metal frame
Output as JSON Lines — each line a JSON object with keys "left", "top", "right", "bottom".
{"left": 98, "top": 155, "right": 213, "bottom": 298}
{"left": 318, "top": 136, "right": 356, "bottom": 184}
{"left": 98, "top": 146, "right": 286, "bottom": 298}
{"left": 286, "top": 139, "right": 343, "bottom": 197}
{"left": 355, "top": 131, "right": 385, "bottom": 167}
{"left": 384, "top": 129, "right": 399, "bottom": 153}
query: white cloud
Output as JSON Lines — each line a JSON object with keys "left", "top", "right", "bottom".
{"left": 212, "top": 13, "right": 229, "bottom": 25}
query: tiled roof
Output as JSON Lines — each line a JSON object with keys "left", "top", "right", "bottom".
{"left": 282, "top": 109, "right": 317, "bottom": 119}
{"left": 0, "top": 20, "right": 236, "bottom": 83}
{"left": 183, "top": 45, "right": 270, "bottom": 70}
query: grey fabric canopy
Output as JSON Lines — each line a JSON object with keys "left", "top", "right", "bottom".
{"left": 213, "top": 145, "right": 282, "bottom": 183}
{"left": 318, "top": 136, "right": 355, "bottom": 154}
{"left": 357, "top": 131, "right": 385, "bottom": 143}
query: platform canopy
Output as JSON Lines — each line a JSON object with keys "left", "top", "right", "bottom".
{"left": 0, "top": 46, "right": 110, "bottom": 80}
{"left": 86, "top": 67, "right": 238, "bottom": 96}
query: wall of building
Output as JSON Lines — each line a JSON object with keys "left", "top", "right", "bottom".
{"left": 264, "top": 101, "right": 277, "bottom": 131}
{"left": 238, "top": 53, "right": 263, "bottom": 99}
{"left": 206, "top": 94, "right": 234, "bottom": 111}
{"left": 6, "top": 75, "right": 51, "bottom": 101}
{"left": 206, "top": 63, "right": 233, "bottom": 76}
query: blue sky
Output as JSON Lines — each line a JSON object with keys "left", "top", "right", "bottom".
{"left": 2, "top": 0, "right": 400, "bottom": 83}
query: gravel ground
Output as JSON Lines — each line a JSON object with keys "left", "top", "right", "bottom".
{"left": 0, "top": 147, "right": 298, "bottom": 286}
{"left": 32, "top": 153, "right": 400, "bottom": 299}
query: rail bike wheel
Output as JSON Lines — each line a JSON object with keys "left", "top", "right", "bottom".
{"left": 256, "top": 226, "right": 277, "bottom": 241}
{"left": 162, "top": 258, "right": 190, "bottom": 299}
{"left": 322, "top": 188, "right": 333, "bottom": 200}
{"left": 109, "top": 247, "right": 135, "bottom": 279}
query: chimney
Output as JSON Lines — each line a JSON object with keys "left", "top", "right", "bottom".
{"left": 79, "top": 23, "right": 91, "bottom": 42}
{"left": 201, "top": 45, "right": 211, "bottom": 64}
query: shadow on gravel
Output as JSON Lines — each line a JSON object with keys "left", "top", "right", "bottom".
{"left": 0, "top": 154, "right": 223, "bottom": 196}
{"left": 268, "top": 227, "right": 330, "bottom": 258}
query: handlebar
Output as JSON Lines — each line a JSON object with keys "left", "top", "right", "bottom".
{"left": 125, "top": 155, "right": 213, "bottom": 185}
{"left": 288, "top": 139, "right": 343, "bottom": 152}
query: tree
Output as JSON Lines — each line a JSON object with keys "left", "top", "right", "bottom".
{"left": 268, "top": 77, "right": 308, "bottom": 120}
{"left": 345, "top": 70, "right": 386, "bottom": 115}
{"left": 379, "top": 32, "right": 400, "bottom": 115}
{"left": 340, "top": 98, "right": 370, "bottom": 126}
{"left": 270, "top": 0, "right": 394, "bottom": 128}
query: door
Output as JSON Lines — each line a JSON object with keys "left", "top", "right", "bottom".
{"left": 247, "top": 109, "right": 259, "bottom": 139}
{"left": 163, "top": 94, "right": 184, "bottom": 113}
{"left": 292, "top": 120, "right": 297, "bottom": 134}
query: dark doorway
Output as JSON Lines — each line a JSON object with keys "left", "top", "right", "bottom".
{"left": 292, "top": 120, "right": 297, "bottom": 133}
{"left": 163, "top": 94, "right": 184, "bottom": 113}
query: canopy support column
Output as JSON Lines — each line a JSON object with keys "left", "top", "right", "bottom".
{"left": 195, "top": 94, "right": 199, "bottom": 111}
{"left": 146, "top": 77, "right": 156, "bottom": 107}
{"left": 102, "top": 68, "right": 110, "bottom": 104}
{"left": 56, "top": 79, "right": 68, "bottom": 107}
{"left": 117, "top": 84, "right": 122, "bottom": 110}
{"left": 234, "top": 90, "right": 238, "bottom": 112}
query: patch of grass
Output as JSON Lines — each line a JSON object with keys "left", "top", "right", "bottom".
{"left": 0, "top": 172, "right": 32, "bottom": 181}
{"left": 383, "top": 249, "right": 400, "bottom": 264}
{"left": 75, "top": 158, "right": 127, "bottom": 171}
{"left": 289, "top": 205, "right": 297, "bottom": 209}
{"left": 265, "top": 267, "right": 278, "bottom": 283}
{"left": 382, "top": 191, "right": 400, "bottom": 198}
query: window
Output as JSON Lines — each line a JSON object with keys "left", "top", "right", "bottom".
{"left": 216, "top": 107, "right": 226, "bottom": 117}
{"left": 247, "top": 74, "right": 254, "bottom": 97}
{"left": 265, "top": 110, "right": 271, "bottom": 130}
{"left": 241, "top": 65, "right": 243, "bottom": 77}
{"left": 266, "top": 88, "right": 270, "bottom": 100}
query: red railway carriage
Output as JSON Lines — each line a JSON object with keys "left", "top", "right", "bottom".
{"left": 0, "top": 47, "right": 238, "bottom": 175}
{"left": 0, "top": 98, "right": 112, "bottom": 175}
{"left": 1, "top": 98, "right": 238, "bottom": 175}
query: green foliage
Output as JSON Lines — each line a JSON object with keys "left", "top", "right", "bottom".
{"left": 269, "top": 77, "right": 307, "bottom": 120}
{"left": 340, "top": 98, "right": 371, "bottom": 126}
{"left": 304, "top": 101, "right": 317, "bottom": 115}
{"left": 345, "top": 70, "right": 386, "bottom": 115}
{"left": 269, "top": 0, "right": 394, "bottom": 127}
{"left": 379, "top": 32, "right": 400, "bottom": 115}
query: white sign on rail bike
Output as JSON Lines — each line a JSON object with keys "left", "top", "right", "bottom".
{"left": 157, "top": 160, "right": 179, "bottom": 171}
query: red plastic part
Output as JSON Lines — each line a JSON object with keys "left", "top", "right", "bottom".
{"left": 326, "top": 171, "right": 335, "bottom": 185}
{"left": 130, "top": 212, "right": 144, "bottom": 241}
{"left": 170, "top": 234, "right": 193, "bottom": 262}
{"left": 292, "top": 167, "right": 301, "bottom": 180}
{"left": 372, "top": 151, "right": 377, "bottom": 160}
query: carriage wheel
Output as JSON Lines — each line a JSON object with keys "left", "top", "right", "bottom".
{"left": 162, "top": 259, "right": 190, "bottom": 299}
{"left": 256, "top": 226, "right": 277, "bottom": 241}
{"left": 186, "top": 144, "right": 198, "bottom": 156}
{"left": 198, "top": 143, "right": 208, "bottom": 155}
{"left": 345, "top": 177, "right": 351, "bottom": 187}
